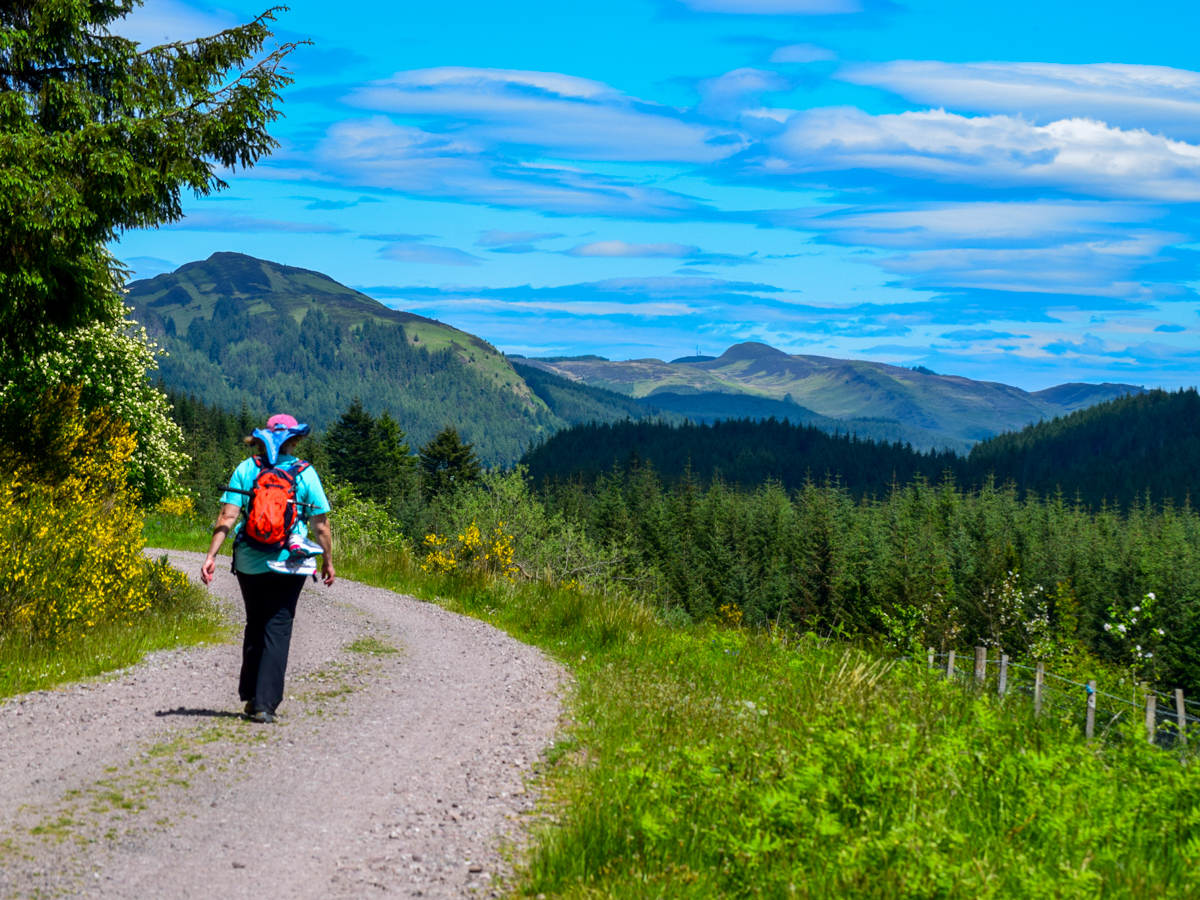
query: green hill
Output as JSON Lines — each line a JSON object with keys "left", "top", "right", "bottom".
{"left": 964, "top": 388, "right": 1200, "bottom": 507}
{"left": 127, "top": 252, "right": 554, "bottom": 463}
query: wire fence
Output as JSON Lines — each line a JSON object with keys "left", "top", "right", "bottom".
{"left": 900, "top": 647, "right": 1195, "bottom": 750}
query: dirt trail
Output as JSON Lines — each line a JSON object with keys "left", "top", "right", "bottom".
{"left": 0, "top": 550, "right": 565, "bottom": 899}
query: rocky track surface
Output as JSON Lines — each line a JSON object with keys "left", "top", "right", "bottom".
{"left": 0, "top": 550, "right": 565, "bottom": 899}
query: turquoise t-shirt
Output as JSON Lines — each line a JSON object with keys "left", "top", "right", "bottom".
{"left": 220, "top": 455, "right": 331, "bottom": 575}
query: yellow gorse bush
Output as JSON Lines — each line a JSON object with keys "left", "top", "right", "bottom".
{"left": 154, "top": 494, "right": 196, "bottom": 517}
{"left": 0, "top": 388, "right": 186, "bottom": 644}
{"left": 421, "top": 519, "right": 519, "bottom": 579}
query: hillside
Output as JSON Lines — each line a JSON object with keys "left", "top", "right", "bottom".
{"left": 964, "top": 388, "right": 1200, "bottom": 507}
{"left": 510, "top": 360, "right": 681, "bottom": 426}
{"left": 526, "top": 390, "right": 1200, "bottom": 508}
{"left": 523, "top": 417, "right": 957, "bottom": 495}
{"left": 127, "top": 253, "right": 553, "bottom": 463}
{"left": 516, "top": 343, "right": 1144, "bottom": 444}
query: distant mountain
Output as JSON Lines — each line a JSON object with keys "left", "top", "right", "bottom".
{"left": 517, "top": 342, "right": 1146, "bottom": 446}
{"left": 1031, "top": 382, "right": 1146, "bottom": 412}
{"left": 639, "top": 392, "right": 972, "bottom": 454}
{"left": 128, "top": 253, "right": 554, "bottom": 464}
{"left": 511, "top": 361, "right": 681, "bottom": 427}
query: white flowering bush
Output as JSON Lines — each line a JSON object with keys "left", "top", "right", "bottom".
{"left": 1104, "top": 591, "right": 1164, "bottom": 679}
{"left": 0, "top": 307, "right": 186, "bottom": 502}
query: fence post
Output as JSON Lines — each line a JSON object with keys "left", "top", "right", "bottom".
{"left": 1034, "top": 662, "right": 1045, "bottom": 717}
{"left": 1146, "top": 693, "right": 1158, "bottom": 744}
{"left": 1177, "top": 688, "right": 1188, "bottom": 747}
{"left": 998, "top": 654, "right": 1009, "bottom": 696}
{"left": 974, "top": 647, "right": 986, "bottom": 685}
{"left": 927, "top": 647, "right": 935, "bottom": 670}
{"left": 947, "top": 649, "right": 956, "bottom": 681}
{"left": 1086, "top": 680, "right": 1097, "bottom": 739}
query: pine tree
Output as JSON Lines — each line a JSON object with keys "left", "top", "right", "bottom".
{"left": 326, "top": 398, "right": 379, "bottom": 495}
{"left": 419, "top": 427, "right": 481, "bottom": 500}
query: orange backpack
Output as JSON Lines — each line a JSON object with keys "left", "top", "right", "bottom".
{"left": 239, "top": 458, "right": 311, "bottom": 552}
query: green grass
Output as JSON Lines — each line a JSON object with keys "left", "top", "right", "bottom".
{"left": 0, "top": 577, "right": 229, "bottom": 699}
{"left": 346, "top": 636, "right": 399, "bottom": 655}
{"left": 334, "top": 546, "right": 1200, "bottom": 899}
{"left": 142, "top": 511, "right": 220, "bottom": 555}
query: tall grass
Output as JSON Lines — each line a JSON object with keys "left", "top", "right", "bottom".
{"left": 0, "top": 569, "right": 227, "bottom": 698}
{"left": 333, "top": 542, "right": 1200, "bottom": 899}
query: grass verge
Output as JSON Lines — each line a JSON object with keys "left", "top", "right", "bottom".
{"left": 0, "top": 572, "right": 229, "bottom": 699}
{"left": 334, "top": 545, "right": 1200, "bottom": 900}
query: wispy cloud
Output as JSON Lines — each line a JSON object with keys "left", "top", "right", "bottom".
{"left": 680, "top": 0, "right": 861, "bottom": 14}
{"left": 475, "top": 230, "right": 563, "bottom": 247}
{"left": 840, "top": 60, "right": 1200, "bottom": 141}
{"left": 344, "top": 67, "right": 743, "bottom": 163}
{"left": 361, "top": 232, "right": 485, "bottom": 266}
{"left": 313, "top": 116, "right": 717, "bottom": 219}
{"left": 167, "top": 212, "right": 347, "bottom": 233}
{"left": 565, "top": 241, "right": 701, "bottom": 258}
{"left": 940, "top": 329, "right": 1030, "bottom": 341}
{"left": 292, "top": 195, "right": 383, "bottom": 210}
{"left": 761, "top": 107, "right": 1200, "bottom": 202}
{"left": 380, "top": 243, "right": 485, "bottom": 266}
{"left": 770, "top": 43, "right": 838, "bottom": 63}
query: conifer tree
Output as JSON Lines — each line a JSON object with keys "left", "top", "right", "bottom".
{"left": 419, "top": 427, "right": 481, "bottom": 501}
{"left": 0, "top": 1, "right": 299, "bottom": 355}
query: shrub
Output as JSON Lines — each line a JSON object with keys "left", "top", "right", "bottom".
{"left": 0, "top": 389, "right": 185, "bottom": 644}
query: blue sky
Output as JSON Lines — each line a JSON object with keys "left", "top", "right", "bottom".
{"left": 116, "top": 0, "right": 1200, "bottom": 389}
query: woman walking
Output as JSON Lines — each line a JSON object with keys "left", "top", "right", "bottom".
{"left": 201, "top": 414, "right": 335, "bottom": 723}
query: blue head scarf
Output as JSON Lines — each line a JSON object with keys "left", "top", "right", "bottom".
{"left": 251, "top": 422, "right": 312, "bottom": 466}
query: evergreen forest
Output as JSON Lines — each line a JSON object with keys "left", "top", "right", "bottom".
{"left": 525, "top": 387, "right": 1200, "bottom": 509}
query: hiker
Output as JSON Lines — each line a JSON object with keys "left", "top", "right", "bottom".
{"left": 200, "top": 414, "right": 335, "bottom": 723}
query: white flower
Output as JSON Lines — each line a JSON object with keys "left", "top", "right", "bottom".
{"left": 1148, "top": 592, "right": 1156, "bottom": 600}
{"left": 1147, "top": 653, "right": 1153, "bottom": 659}
{"left": 1158, "top": 628, "right": 1166, "bottom": 636}
{"left": 1118, "top": 624, "right": 1127, "bottom": 633}
{"left": 1136, "top": 645, "right": 1142, "bottom": 652}
{"left": 1104, "top": 623, "right": 1112, "bottom": 631}
{"left": 1132, "top": 606, "right": 1141, "bottom": 613}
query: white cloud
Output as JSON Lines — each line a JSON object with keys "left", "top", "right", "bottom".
{"left": 841, "top": 60, "right": 1200, "bottom": 141}
{"left": 770, "top": 43, "right": 838, "bottom": 64}
{"left": 765, "top": 106, "right": 1200, "bottom": 201}
{"left": 565, "top": 241, "right": 701, "bottom": 258}
{"left": 111, "top": 0, "right": 238, "bottom": 45}
{"left": 312, "top": 116, "right": 712, "bottom": 219}
{"left": 346, "top": 67, "right": 742, "bottom": 164}
{"left": 681, "top": 0, "right": 861, "bottom": 14}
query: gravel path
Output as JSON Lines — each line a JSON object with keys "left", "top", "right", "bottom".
{"left": 0, "top": 550, "right": 566, "bottom": 899}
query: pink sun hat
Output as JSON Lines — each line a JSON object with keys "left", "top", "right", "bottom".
{"left": 266, "top": 413, "right": 299, "bottom": 430}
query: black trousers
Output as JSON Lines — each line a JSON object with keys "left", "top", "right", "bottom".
{"left": 235, "top": 572, "right": 306, "bottom": 714}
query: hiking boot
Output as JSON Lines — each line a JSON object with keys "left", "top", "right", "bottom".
{"left": 246, "top": 710, "right": 275, "bottom": 724}
{"left": 244, "top": 700, "right": 255, "bottom": 717}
